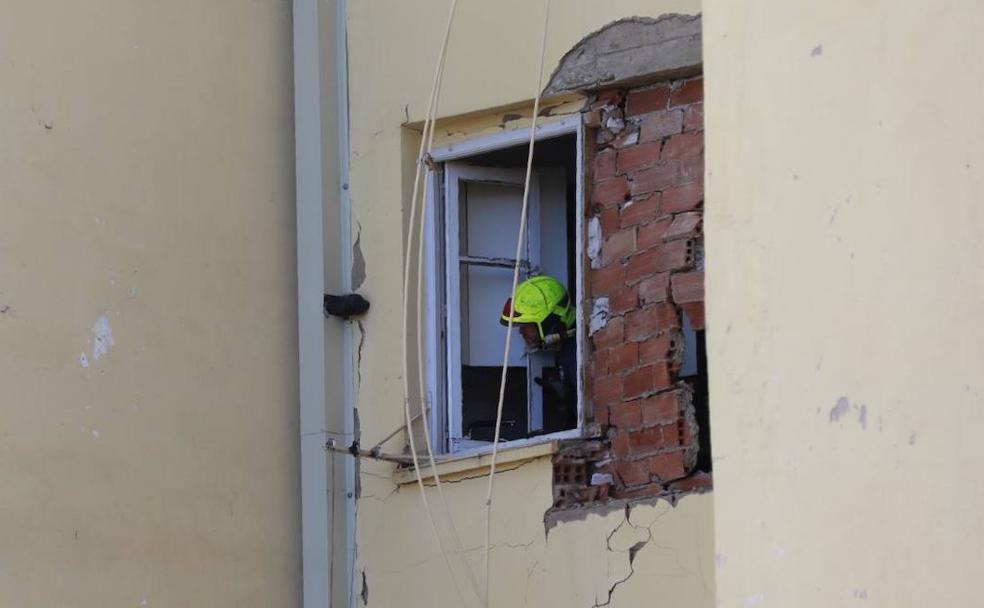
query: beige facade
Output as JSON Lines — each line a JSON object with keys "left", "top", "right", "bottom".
{"left": 5, "top": 0, "right": 982, "bottom": 607}
{"left": 1, "top": 1, "right": 299, "bottom": 606}
{"left": 705, "top": 1, "right": 984, "bottom": 605}
{"left": 347, "top": 1, "right": 711, "bottom": 606}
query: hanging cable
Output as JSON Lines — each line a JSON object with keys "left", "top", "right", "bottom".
{"left": 482, "top": 0, "right": 552, "bottom": 604}
{"left": 411, "top": 44, "right": 486, "bottom": 608}
{"left": 400, "top": 0, "right": 484, "bottom": 605}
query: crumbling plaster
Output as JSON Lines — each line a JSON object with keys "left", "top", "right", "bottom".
{"left": 343, "top": 1, "right": 712, "bottom": 605}
{"left": 544, "top": 14, "right": 702, "bottom": 95}
{"left": 356, "top": 458, "right": 714, "bottom": 607}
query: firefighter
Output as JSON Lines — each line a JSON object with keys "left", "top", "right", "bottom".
{"left": 500, "top": 275, "right": 577, "bottom": 403}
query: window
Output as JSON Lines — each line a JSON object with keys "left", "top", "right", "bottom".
{"left": 425, "top": 120, "right": 583, "bottom": 454}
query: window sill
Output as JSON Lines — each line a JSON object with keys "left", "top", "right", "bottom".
{"left": 392, "top": 439, "right": 559, "bottom": 486}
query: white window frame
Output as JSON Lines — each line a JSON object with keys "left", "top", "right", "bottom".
{"left": 423, "top": 116, "right": 586, "bottom": 455}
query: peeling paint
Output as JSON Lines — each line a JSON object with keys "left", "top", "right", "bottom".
{"left": 589, "top": 297, "right": 609, "bottom": 335}
{"left": 91, "top": 314, "right": 115, "bottom": 361}
{"left": 352, "top": 223, "right": 367, "bottom": 290}
{"left": 829, "top": 396, "right": 850, "bottom": 422}
{"left": 587, "top": 216, "right": 602, "bottom": 268}
{"left": 811, "top": 44, "right": 824, "bottom": 57}
{"left": 80, "top": 352, "right": 89, "bottom": 368}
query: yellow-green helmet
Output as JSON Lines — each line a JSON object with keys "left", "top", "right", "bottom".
{"left": 500, "top": 275, "right": 575, "bottom": 339}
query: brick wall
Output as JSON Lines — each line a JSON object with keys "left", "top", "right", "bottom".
{"left": 552, "top": 76, "right": 710, "bottom": 509}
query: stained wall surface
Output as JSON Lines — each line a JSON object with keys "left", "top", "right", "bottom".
{"left": 0, "top": 1, "right": 300, "bottom": 605}
{"left": 344, "top": 1, "right": 714, "bottom": 606}
{"left": 704, "top": 1, "right": 984, "bottom": 605}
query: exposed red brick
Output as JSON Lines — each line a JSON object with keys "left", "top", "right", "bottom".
{"left": 591, "top": 347, "right": 611, "bottom": 378}
{"left": 616, "top": 460, "right": 651, "bottom": 486}
{"left": 646, "top": 450, "right": 687, "bottom": 482}
{"left": 612, "top": 430, "right": 631, "bottom": 457}
{"left": 602, "top": 228, "right": 637, "bottom": 265}
{"left": 613, "top": 482, "right": 665, "bottom": 500}
{"left": 630, "top": 157, "right": 703, "bottom": 195}
{"left": 638, "top": 217, "right": 674, "bottom": 250}
{"left": 591, "top": 374, "right": 622, "bottom": 411}
{"left": 609, "top": 285, "right": 638, "bottom": 315}
{"left": 663, "top": 212, "right": 703, "bottom": 241}
{"left": 590, "top": 264, "right": 626, "bottom": 296}
{"left": 593, "top": 401, "right": 610, "bottom": 427}
{"left": 641, "top": 390, "right": 682, "bottom": 426}
{"left": 683, "top": 103, "right": 704, "bottom": 132}
{"left": 669, "top": 78, "right": 703, "bottom": 107}
{"left": 661, "top": 183, "right": 703, "bottom": 213}
{"left": 616, "top": 142, "right": 662, "bottom": 173}
{"left": 598, "top": 207, "right": 619, "bottom": 236}
{"left": 628, "top": 424, "right": 680, "bottom": 455}
{"left": 626, "top": 303, "right": 679, "bottom": 341}
{"left": 671, "top": 271, "right": 704, "bottom": 304}
{"left": 592, "top": 176, "right": 630, "bottom": 207}
{"left": 594, "top": 148, "right": 616, "bottom": 180}
{"left": 625, "top": 84, "right": 671, "bottom": 117}
{"left": 638, "top": 332, "right": 678, "bottom": 365}
{"left": 622, "top": 365, "right": 656, "bottom": 400}
{"left": 639, "top": 108, "right": 684, "bottom": 142}
{"left": 555, "top": 77, "right": 707, "bottom": 511}
{"left": 610, "top": 401, "right": 643, "bottom": 430}
{"left": 592, "top": 315, "right": 624, "bottom": 349}
{"left": 609, "top": 341, "right": 639, "bottom": 373}
{"left": 638, "top": 272, "right": 671, "bottom": 305}
{"left": 661, "top": 132, "right": 704, "bottom": 161}
{"left": 652, "top": 361, "right": 674, "bottom": 390}
{"left": 681, "top": 302, "right": 706, "bottom": 330}
{"left": 591, "top": 88, "right": 625, "bottom": 110}
{"left": 625, "top": 240, "right": 692, "bottom": 283}
{"left": 619, "top": 193, "right": 661, "bottom": 228}
{"left": 668, "top": 472, "right": 713, "bottom": 494}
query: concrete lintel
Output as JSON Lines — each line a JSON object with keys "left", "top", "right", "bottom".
{"left": 543, "top": 14, "right": 702, "bottom": 95}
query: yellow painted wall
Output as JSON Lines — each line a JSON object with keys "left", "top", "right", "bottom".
{"left": 704, "top": 1, "right": 984, "bottom": 605}
{"left": 0, "top": 1, "right": 299, "bottom": 605}
{"left": 344, "top": 1, "right": 712, "bottom": 606}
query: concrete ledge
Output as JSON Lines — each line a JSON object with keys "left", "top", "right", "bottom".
{"left": 392, "top": 440, "right": 557, "bottom": 485}
{"left": 544, "top": 14, "right": 702, "bottom": 95}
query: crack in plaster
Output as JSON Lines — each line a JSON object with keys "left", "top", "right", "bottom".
{"left": 418, "top": 456, "right": 538, "bottom": 486}
{"left": 356, "top": 320, "right": 367, "bottom": 399}
{"left": 592, "top": 502, "right": 687, "bottom": 607}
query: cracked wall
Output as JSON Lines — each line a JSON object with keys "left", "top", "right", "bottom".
{"left": 356, "top": 458, "right": 714, "bottom": 607}
{"left": 551, "top": 75, "right": 709, "bottom": 511}
{"left": 345, "top": 1, "right": 712, "bottom": 606}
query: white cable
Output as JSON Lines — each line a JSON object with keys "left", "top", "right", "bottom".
{"left": 482, "top": 0, "right": 552, "bottom": 604}
{"left": 399, "top": 1, "right": 478, "bottom": 606}
{"left": 413, "top": 48, "right": 486, "bottom": 606}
